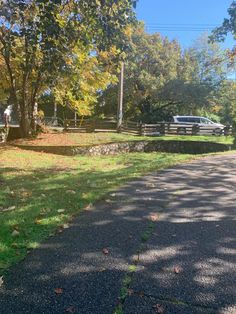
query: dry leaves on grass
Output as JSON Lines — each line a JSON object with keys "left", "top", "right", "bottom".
{"left": 11, "top": 230, "right": 20, "bottom": 237}
{"left": 66, "top": 190, "right": 76, "bottom": 195}
{"left": 1, "top": 206, "right": 16, "bottom": 213}
{"left": 20, "top": 190, "right": 32, "bottom": 198}
{"left": 34, "top": 218, "right": 42, "bottom": 225}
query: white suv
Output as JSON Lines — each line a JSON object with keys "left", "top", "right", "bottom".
{"left": 173, "top": 116, "right": 225, "bottom": 135}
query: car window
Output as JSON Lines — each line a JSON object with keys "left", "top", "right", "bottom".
{"left": 200, "top": 118, "right": 213, "bottom": 124}
{"left": 176, "top": 117, "right": 187, "bottom": 122}
{"left": 188, "top": 117, "right": 200, "bottom": 123}
{"left": 176, "top": 117, "right": 198, "bottom": 123}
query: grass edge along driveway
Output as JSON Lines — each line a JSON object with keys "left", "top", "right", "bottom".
{"left": 0, "top": 145, "right": 222, "bottom": 274}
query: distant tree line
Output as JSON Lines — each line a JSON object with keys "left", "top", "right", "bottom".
{"left": 96, "top": 24, "right": 235, "bottom": 124}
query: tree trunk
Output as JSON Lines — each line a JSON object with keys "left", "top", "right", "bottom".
{"left": 30, "top": 101, "right": 38, "bottom": 134}
{"left": 20, "top": 115, "right": 31, "bottom": 138}
{"left": 19, "top": 102, "right": 31, "bottom": 138}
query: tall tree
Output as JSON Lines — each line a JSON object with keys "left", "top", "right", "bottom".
{"left": 210, "top": 1, "right": 236, "bottom": 45}
{"left": 53, "top": 45, "right": 118, "bottom": 116}
{"left": 0, "top": 0, "right": 137, "bottom": 136}
{"left": 190, "top": 34, "right": 228, "bottom": 85}
{"left": 210, "top": 1, "right": 236, "bottom": 128}
{"left": 97, "top": 25, "right": 229, "bottom": 122}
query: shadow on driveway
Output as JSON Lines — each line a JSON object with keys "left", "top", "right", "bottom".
{"left": 0, "top": 154, "right": 236, "bottom": 313}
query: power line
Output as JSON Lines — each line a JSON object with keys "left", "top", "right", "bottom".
{"left": 145, "top": 23, "right": 218, "bottom": 26}
{"left": 146, "top": 29, "right": 214, "bottom": 32}
{"left": 145, "top": 27, "right": 215, "bottom": 32}
{"left": 147, "top": 27, "right": 215, "bottom": 30}
{"left": 144, "top": 23, "right": 218, "bottom": 32}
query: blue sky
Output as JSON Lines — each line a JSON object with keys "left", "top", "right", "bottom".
{"left": 136, "top": 0, "right": 235, "bottom": 49}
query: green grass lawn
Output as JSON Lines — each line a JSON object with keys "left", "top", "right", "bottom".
{"left": 11, "top": 132, "right": 234, "bottom": 147}
{"left": 0, "top": 145, "right": 200, "bottom": 274}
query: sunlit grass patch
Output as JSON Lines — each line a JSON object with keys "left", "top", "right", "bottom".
{"left": 0, "top": 146, "right": 201, "bottom": 273}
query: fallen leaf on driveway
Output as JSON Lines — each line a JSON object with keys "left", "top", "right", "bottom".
{"left": 139, "top": 291, "right": 144, "bottom": 297}
{"left": 146, "top": 183, "right": 156, "bottom": 188}
{"left": 149, "top": 213, "right": 159, "bottom": 222}
{"left": 102, "top": 248, "right": 109, "bottom": 255}
{"left": 127, "top": 289, "right": 134, "bottom": 296}
{"left": 65, "top": 306, "right": 76, "bottom": 313}
{"left": 153, "top": 303, "right": 165, "bottom": 313}
{"left": 174, "top": 266, "right": 183, "bottom": 274}
{"left": 55, "top": 288, "right": 63, "bottom": 294}
{"left": 85, "top": 203, "right": 93, "bottom": 210}
{"left": 105, "top": 199, "right": 112, "bottom": 203}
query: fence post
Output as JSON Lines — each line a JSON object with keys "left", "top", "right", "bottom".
{"left": 159, "top": 123, "right": 165, "bottom": 136}
{"left": 139, "top": 123, "right": 143, "bottom": 136}
{"left": 192, "top": 124, "right": 200, "bottom": 135}
{"left": 224, "top": 125, "right": 231, "bottom": 136}
{"left": 64, "top": 119, "right": 69, "bottom": 130}
{"left": 167, "top": 123, "right": 171, "bottom": 135}
{"left": 86, "top": 120, "right": 95, "bottom": 133}
{"left": 74, "top": 112, "right": 77, "bottom": 127}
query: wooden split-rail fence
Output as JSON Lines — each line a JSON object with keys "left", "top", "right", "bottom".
{"left": 61, "top": 118, "right": 232, "bottom": 137}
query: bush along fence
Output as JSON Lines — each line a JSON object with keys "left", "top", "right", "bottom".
{"left": 61, "top": 118, "right": 232, "bottom": 137}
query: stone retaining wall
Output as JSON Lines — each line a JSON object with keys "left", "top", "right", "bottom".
{"left": 14, "top": 140, "right": 231, "bottom": 156}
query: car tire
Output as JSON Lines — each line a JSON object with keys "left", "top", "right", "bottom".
{"left": 213, "top": 128, "right": 222, "bottom": 136}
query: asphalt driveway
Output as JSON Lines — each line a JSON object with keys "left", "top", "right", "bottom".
{"left": 0, "top": 154, "right": 236, "bottom": 313}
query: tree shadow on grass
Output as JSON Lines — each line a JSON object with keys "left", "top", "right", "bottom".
{"left": 0, "top": 154, "right": 235, "bottom": 313}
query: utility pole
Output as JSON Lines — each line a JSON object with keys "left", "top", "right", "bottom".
{"left": 53, "top": 103, "right": 57, "bottom": 119}
{"left": 53, "top": 103, "right": 58, "bottom": 126}
{"left": 74, "top": 111, "right": 77, "bottom": 127}
{"left": 117, "top": 61, "right": 124, "bottom": 131}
